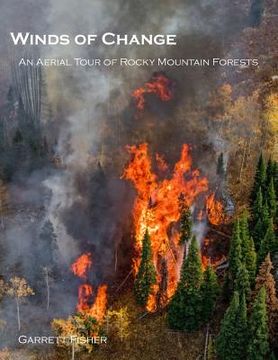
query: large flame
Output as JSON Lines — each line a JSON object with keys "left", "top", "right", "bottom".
{"left": 132, "top": 72, "right": 173, "bottom": 111}
{"left": 89, "top": 285, "right": 108, "bottom": 322}
{"left": 122, "top": 143, "right": 208, "bottom": 311}
{"left": 71, "top": 253, "right": 107, "bottom": 321}
{"left": 206, "top": 193, "right": 226, "bottom": 225}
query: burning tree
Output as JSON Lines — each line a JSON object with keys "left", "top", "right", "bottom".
{"left": 6, "top": 277, "right": 34, "bottom": 331}
{"left": 71, "top": 252, "right": 108, "bottom": 322}
{"left": 122, "top": 143, "right": 208, "bottom": 311}
{"left": 134, "top": 229, "right": 156, "bottom": 307}
{"left": 206, "top": 193, "right": 227, "bottom": 225}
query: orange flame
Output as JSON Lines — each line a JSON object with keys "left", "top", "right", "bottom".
{"left": 71, "top": 252, "right": 92, "bottom": 279}
{"left": 132, "top": 73, "right": 173, "bottom": 111}
{"left": 71, "top": 253, "right": 107, "bottom": 322}
{"left": 206, "top": 193, "right": 226, "bottom": 225}
{"left": 89, "top": 285, "right": 108, "bottom": 322}
{"left": 77, "top": 284, "right": 93, "bottom": 312}
{"left": 122, "top": 143, "right": 208, "bottom": 311}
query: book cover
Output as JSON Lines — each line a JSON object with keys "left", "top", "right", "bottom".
{"left": 0, "top": 0, "right": 277, "bottom": 359}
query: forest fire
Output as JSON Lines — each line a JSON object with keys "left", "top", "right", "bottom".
{"left": 122, "top": 143, "right": 209, "bottom": 311}
{"left": 206, "top": 193, "right": 226, "bottom": 225}
{"left": 132, "top": 72, "right": 173, "bottom": 110}
{"left": 71, "top": 253, "right": 107, "bottom": 321}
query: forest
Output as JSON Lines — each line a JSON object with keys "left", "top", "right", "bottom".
{"left": 0, "top": 0, "right": 277, "bottom": 359}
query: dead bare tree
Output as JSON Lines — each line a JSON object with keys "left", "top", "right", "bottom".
{"left": 11, "top": 51, "right": 42, "bottom": 127}
{"left": 42, "top": 267, "right": 50, "bottom": 311}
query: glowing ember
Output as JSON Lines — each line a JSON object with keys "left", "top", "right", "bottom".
{"left": 206, "top": 193, "right": 226, "bottom": 225}
{"left": 71, "top": 252, "right": 92, "bottom": 279}
{"left": 132, "top": 72, "right": 173, "bottom": 110}
{"left": 122, "top": 143, "right": 208, "bottom": 311}
{"left": 202, "top": 254, "right": 227, "bottom": 270}
{"left": 156, "top": 153, "right": 168, "bottom": 172}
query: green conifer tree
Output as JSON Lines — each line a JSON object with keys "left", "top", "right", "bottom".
{"left": 200, "top": 265, "right": 219, "bottom": 323}
{"left": 258, "top": 218, "right": 276, "bottom": 266}
{"left": 266, "top": 158, "right": 274, "bottom": 186}
{"left": 237, "top": 294, "right": 248, "bottom": 358}
{"left": 253, "top": 202, "right": 270, "bottom": 252}
{"left": 254, "top": 254, "right": 278, "bottom": 346}
{"left": 267, "top": 178, "right": 276, "bottom": 219}
{"left": 252, "top": 187, "right": 263, "bottom": 225}
{"left": 167, "top": 236, "right": 203, "bottom": 331}
{"left": 247, "top": 287, "right": 269, "bottom": 360}
{"left": 249, "top": 0, "right": 264, "bottom": 27}
{"left": 216, "top": 291, "right": 248, "bottom": 360}
{"left": 134, "top": 230, "right": 156, "bottom": 307}
{"left": 251, "top": 154, "right": 266, "bottom": 204}
{"left": 235, "top": 263, "right": 251, "bottom": 299}
{"left": 217, "top": 153, "right": 225, "bottom": 178}
{"left": 240, "top": 212, "right": 257, "bottom": 285}
{"left": 179, "top": 193, "right": 192, "bottom": 244}
{"left": 228, "top": 220, "right": 242, "bottom": 286}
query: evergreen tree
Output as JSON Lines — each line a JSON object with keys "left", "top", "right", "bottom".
{"left": 217, "top": 152, "right": 225, "bottom": 178}
{"left": 228, "top": 220, "right": 242, "bottom": 286}
{"left": 253, "top": 202, "right": 270, "bottom": 252}
{"left": 272, "top": 162, "right": 278, "bottom": 198}
{"left": 237, "top": 294, "right": 248, "bottom": 358}
{"left": 254, "top": 254, "right": 278, "bottom": 344}
{"left": 267, "top": 178, "right": 276, "bottom": 219}
{"left": 252, "top": 187, "right": 263, "bottom": 225}
{"left": 200, "top": 265, "right": 219, "bottom": 323}
{"left": 240, "top": 212, "right": 257, "bottom": 285}
{"left": 216, "top": 291, "right": 248, "bottom": 360}
{"left": 266, "top": 158, "right": 274, "bottom": 186}
{"left": 247, "top": 287, "right": 269, "bottom": 360}
{"left": 134, "top": 230, "right": 156, "bottom": 307}
{"left": 7, "top": 86, "right": 14, "bottom": 104}
{"left": 179, "top": 193, "right": 192, "bottom": 244}
{"left": 235, "top": 263, "right": 251, "bottom": 299}
{"left": 249, "top": 0, "right": 264, "bottom": 27}
{"left": 258, "top": 218, "right": 276, "bottom": 266}
{"left": 38, "top": 220, "right": 58, "bottom": 268}
{"left": 251, "top": 154, "right": 266, "bottom": 204}
{"left": 167, "top": 236, "right": 203, "bottom": 331}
